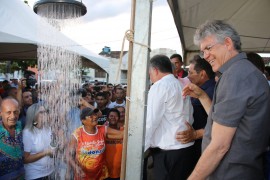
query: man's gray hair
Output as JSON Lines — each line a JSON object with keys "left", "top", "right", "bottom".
{"left": 150, "top": 55, "right": 173, "bottom": 74}
{"left": 194, "top": 20, "right": 241, "bottom": 52}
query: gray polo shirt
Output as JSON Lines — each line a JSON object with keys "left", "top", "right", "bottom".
{"left": 202, "top": 52, "right": 270, "bottom": 179}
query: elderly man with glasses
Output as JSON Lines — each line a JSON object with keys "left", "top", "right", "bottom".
{"left": 183, "top": 20, "right": 270, "bottom": 180}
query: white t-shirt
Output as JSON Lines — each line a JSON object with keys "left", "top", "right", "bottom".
{"left": 23, "top": 127, "right": 54, "bottom": 180}
{"left": 106, "top": 101, "right": 115, "bottom": 109}
{"left": 110, "top": 100, "right": 126, "bottom": 108}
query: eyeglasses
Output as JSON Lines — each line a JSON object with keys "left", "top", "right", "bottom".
{"left": 199, "top": 43, "right": 219, "bottom": 58}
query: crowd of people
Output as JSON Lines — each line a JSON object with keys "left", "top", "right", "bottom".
{"left": 1, "top": 19, "right": 270, "bottom": 180}
{"left": 0, "top": 79, "right": 126, "bottom": 179}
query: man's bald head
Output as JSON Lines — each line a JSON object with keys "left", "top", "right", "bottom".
{"left": 0, "top": 97, "right": 20, "bottom": 129}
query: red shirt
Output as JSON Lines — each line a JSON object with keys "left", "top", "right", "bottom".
{"left": 177, "top": 69, "right": 185, "bottom": 78}
{"left": 73, "top": 125, "right": 109, "bottom": 180}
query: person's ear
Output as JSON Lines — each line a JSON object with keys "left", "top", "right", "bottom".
{"left": 154, "top": 67, "right": 159, "bottom": 75}
{"left": 224, "top": 37, "right": 234, "bottom": 51}
{"left": 200, "top": 70, "right": 207, "bottom": 79}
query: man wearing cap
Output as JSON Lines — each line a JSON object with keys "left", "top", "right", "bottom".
{"left": 67, "top": 107, "right": 123, "bottom": 180}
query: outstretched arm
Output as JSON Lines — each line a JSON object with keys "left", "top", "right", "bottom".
{"left": 79, "top": 97, "right": 95, "bottom": 110}
{"left": 107, "top": 127, "right": 124, "bottom": 139}
{"left": 182, "top": 83, "right": 212, "bottom": 115}
{"left": 16, "top": 78, "right": 26, "bottom": 108}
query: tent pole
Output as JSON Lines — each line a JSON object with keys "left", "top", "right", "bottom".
{"left": 120, "top": 0, "right": 136, "bottom": 178}
{"left": 120, "top": 0, "right": 153, "bottom": 179}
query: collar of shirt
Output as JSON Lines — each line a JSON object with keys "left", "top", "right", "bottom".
{"left": 200, "top": 78, "right": 216, "bottom": 91}
{"left": 219, "top": 52, "right": 247, "bottom": 74}
{"left": 154, "top": 74, "right": 175, "bottom": 85}
{"left": 0, "top": 121, "right": 22, "bottom": 138}
{"left": 177, "top": 69, "right": 184, "bottom": 78}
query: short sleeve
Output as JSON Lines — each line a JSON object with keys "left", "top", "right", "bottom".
{"left": 22, "top": 129, "right": 33, "bottom": 152}
{"left": 212, "top": 70, "right": 260, "bottom": 127}
{"left": 72, "top": 127, "right": 81, "bottom": 141}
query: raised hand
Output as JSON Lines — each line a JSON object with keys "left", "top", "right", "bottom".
{"left": 182, "top": 83, "right": 205, "bottom": 99}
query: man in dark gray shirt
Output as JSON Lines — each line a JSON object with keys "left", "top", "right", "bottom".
{"left": 183, "top": 20, "right": 270, "bottom": 179}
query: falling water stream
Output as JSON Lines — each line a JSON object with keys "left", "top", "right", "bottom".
{"left": 36, "top": 3, "right": 83, "bottom": 179}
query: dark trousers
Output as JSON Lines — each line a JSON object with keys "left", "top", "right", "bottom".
{"left": 265, "top": 149, "right": 270, "bottom": 180}
{"left": 146, "top": 146, "right": 195, "bottom": 180}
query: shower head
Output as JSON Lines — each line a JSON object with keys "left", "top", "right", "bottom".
{"left": 33, "top": 0, "right": 87, "bottom": 19}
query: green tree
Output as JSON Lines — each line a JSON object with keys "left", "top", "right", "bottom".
{"left": 0, "top": 60, "right": 37, "bottom": 74}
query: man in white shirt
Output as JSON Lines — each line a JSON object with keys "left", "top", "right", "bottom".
{"left": 110, "top": 88, "right": 126, "bottom": 108}
{"left": 144, "top": 54, "right": 194, "bottom": 180}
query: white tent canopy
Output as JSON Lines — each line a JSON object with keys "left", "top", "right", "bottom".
{"left": 168, "top": 0, "right": 270, "bottom": 63}
{"left": 0, "top": 0, "right": 109, "bottom": 73}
